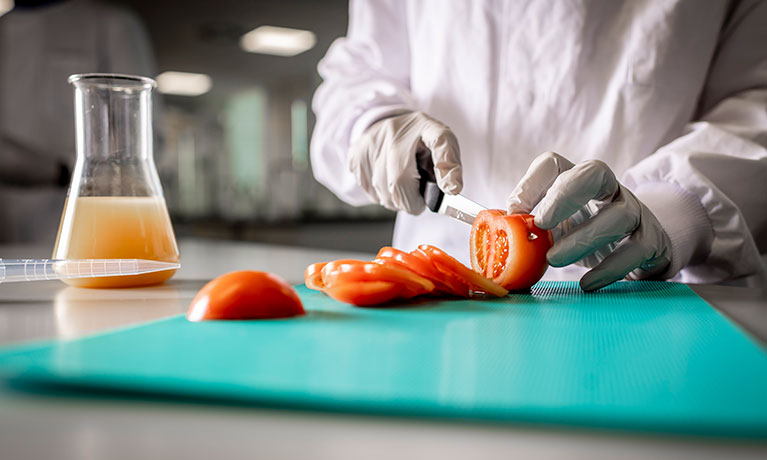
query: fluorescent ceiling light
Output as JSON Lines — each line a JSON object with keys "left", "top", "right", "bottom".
{"left": 240, "top": 26, "right": 316, "bottom": 57}
{"left": 0, "top": 0, "right": 14, "bottom": 17}
{"left": 156, "top": 71, "right": 212, "bottom": 96}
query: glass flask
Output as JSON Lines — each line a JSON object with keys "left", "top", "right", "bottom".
{"left": 53, "top": 74, "right": 179, "bottom": 288}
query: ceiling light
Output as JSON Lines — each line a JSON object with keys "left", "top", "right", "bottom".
{"left": 156, "top": 71, "right": 212, "bottom": 96}
{"left": 240, "top": 26, "right": 316, "bottom": 57}
{"left": 0, "top": 0, "right": 14, "bottom": 17}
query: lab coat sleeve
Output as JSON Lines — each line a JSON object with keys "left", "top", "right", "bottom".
{"left": 623, "top": 0, "right": 767, "bottom": 284}
{"left": 310, "top": 0, "right": 415, "bottom": 206}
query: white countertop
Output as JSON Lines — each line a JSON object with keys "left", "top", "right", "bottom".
{"left": 0, "top": 238, "right": 765, "bottom": 460}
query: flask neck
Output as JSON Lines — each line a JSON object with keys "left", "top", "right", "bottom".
{"left": 74, "top": 83, "right": 153, "bottom": 163}
{"left": 69, "top": 74, "right": 162, "bottom": 197}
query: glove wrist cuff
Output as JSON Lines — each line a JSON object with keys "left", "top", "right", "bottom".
{"left": 634, "top": 182, "right": 713, "bottom": 280}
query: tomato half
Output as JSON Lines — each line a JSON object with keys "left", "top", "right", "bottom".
{"left": 187, "top": 271, "right": 305, "bottom": 321}
{"left": 470, "top": 211, "right": 552, "bottom": 291}
{"left": 415, "top": 245, "right": 508, "bottom": 297}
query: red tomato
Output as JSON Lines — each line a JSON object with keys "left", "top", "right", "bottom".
{"left": 323, "top": 281, "right": 404, "bottom": 306}
{"left": 416, "top": 244, "right": 508, "bottom": 297}
{"left": 322, "top": 261, "right": 435, "bottom": 298}
{"left": 304, "top": 258, "right": 422, "bottom": 307}
{"left": 304, "top": 262, "right": 327, "bottom": 291}
{"left": 187, "top": 271, "right": 305, "bottom": 321}
{"left": 470, "top": 210, "right": 552, "bottom": 291}
{"left": 409, "top": 247, "right": 472, "bottom": 297}
{"left": 374, "top": 247, "right": 469, "bottom": 297}
{"left": 319, "top": 259, "right": 368, "bottom": 283}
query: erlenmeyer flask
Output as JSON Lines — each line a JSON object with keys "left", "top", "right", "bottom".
{"left": 53, "top": 74, "right": 179, "bottom": 288}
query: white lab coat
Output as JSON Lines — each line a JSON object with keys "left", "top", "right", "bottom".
{"left": 311, "top": 0, "right": 767, "bottom": 285}
{"left": 0, "top": 0, "right": 155, "bottom": 243}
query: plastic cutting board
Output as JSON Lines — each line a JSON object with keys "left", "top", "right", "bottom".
{"left": 1, "top": 281, "right": 766, "bottom": 438}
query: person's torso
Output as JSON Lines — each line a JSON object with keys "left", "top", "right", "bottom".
{"left": 393, "top": 0, "right": 727, "bottom": 264}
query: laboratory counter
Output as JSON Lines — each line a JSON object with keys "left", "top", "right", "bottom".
{"left": 0, "top": 238, "right": 765, "bottom": 460}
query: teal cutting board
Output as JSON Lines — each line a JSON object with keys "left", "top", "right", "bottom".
{"left": 1, "top": 281, "right": 766, "bottom": 438}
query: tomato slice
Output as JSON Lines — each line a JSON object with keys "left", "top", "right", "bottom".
{"left": 416, "top": 244, "right": 508, "bottom": 297}
{"left": 187, "top": 271, "right": 305, "bottom": 321}
{"left": 408, "top": 247, "right": 471, "bottom": 297}
{"left": 323, "top": 281, "right": 404, "bottom": 306}
{"left": 319, "top": 259, "right": 367, "bottom": 284}
{"left": 304, "top": 240, "right": 518, "bottom": 307}
{"left": 374, "top": 247, "right": 468, "bottom": 297}
{"left": 322, "top": 261, "right": 435, "bottom": 298}
{"left": 304, "top": 262, "right": 327, "bottom": 290}
{"left": 470, "top": 210, "right": 552, "bottom": 291}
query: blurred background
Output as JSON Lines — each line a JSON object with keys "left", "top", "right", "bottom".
{"left": 0, "top": 0, "right": 395, "bottom": 252}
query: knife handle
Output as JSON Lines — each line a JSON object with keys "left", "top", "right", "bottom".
{"left": 416, "top": 151, "right": 444, "bottom": 213}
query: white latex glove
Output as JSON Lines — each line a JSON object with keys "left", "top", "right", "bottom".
{"left": 348, "top": 111, "right": 462, "bottom": 214}
{"left": 507, "top": 152, "right": 672, "bottom": 291}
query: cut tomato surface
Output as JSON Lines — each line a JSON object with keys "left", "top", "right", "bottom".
{"left": 187, "top": 271, "right": 305, "bottom": 321}
{"left": 416, "top": 244, "right": 508, "bottom": 297}
{"left": 304, "top": 262, "right": 327, "bottom": 291}
{"left": 470, "top": 210, "right": 552, "bottom": 291}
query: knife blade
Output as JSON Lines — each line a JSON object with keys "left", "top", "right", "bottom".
{"left": 421, "top": 180, "right": 486, "bottom": 225}
{"left": 417, "top": 152, "right": 487, "bottom": 225}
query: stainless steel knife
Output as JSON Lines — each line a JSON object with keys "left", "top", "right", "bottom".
{"left": 417, "top": 152, "right": 486, "bottom": 225}
{"left": 421, "top": 180, "right": 486, "bottom": 225}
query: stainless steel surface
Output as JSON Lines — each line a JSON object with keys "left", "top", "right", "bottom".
{"left": 0, "top": 239, "right": 765, "bottom": 459}
{"left": 437, "top": 194, "right": 487, "bottom": 225}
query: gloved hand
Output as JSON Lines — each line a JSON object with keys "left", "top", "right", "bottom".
{"left": 348, "top": 111, "right": 462, "bottom": 214}
{"left": 507, "top": 152, "right": 672, "bottom": 291}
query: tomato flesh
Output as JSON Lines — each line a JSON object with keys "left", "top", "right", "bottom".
{"left": 492, "top": 228, "right": 509, "bottom": 278}
{"left": 470, "top": 211, "right": 552, "bottom": 291}
{"left": 187, "top": 271, "right": 305, "bottom": 321}
{"left": 474, "top": 222, "right": 489, "bottom": 272}
{"left": 304, "top": 262, "right": 327, "bottom": 290}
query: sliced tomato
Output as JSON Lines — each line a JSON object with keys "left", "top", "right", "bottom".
{"left": 304, "top": 262, "right": 327, "bottom": 290}
{"left": 322, "top": 261, "right": 435, "bottom": 298}
{"left": 323, "top": 280, "right": 404, "bottom": 306}
{"left": 408, "top": 247, "right": 472, "bottom": 297}
{"left": 319, "top": 259, "right": 367, "bottom": 283}
{"left": 187, "top": 271, "right": 305, "bottom": 321}
{"left": 374, "top": 247, "right": 468, "bottom": 297}
{"left": 416, "top": 244, "right": 508, "bottom": 297}
{"left": 470, "top": 210, "right": 552, "bottom": 291}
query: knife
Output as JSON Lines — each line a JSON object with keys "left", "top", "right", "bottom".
{"left": 417, "top": 152, "right": 486, "bottom": 225}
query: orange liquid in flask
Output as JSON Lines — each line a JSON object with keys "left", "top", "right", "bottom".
{"left": 53, "top": 196, "right": 180, "bottom": 288}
